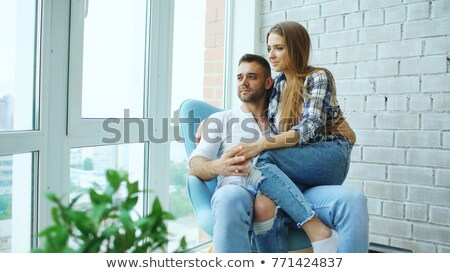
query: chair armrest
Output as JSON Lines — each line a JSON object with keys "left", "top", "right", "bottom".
{"left": 186, "top": 175, "right": 215, "bottom": 236}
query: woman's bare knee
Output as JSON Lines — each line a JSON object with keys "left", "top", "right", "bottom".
{"left": 254, "top": 194, "right": 277, "bottom": 222}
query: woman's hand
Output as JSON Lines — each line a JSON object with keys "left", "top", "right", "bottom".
{"left": 233, "top": 139, "right": 266, "bottom": 160}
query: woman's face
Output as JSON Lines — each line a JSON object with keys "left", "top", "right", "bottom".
{"left": 267, "top": 33, "right": 289, "bottom": 73}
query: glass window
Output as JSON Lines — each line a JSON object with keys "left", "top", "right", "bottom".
{"left": 0, "top": 153, "right": 33, "bottom": 253}
{"left": 81, "top": 0, "right": 146, "bottom": 118}
{"left": 70, "top": 144, "right": 145, "bottom": 213}
{"left": 168, "top": 0, "right": 226, "bottom": 251}
{"left": 0, "top": 0, "right": 39, "bottom": 132}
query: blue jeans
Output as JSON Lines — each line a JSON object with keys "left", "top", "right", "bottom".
{"left": 251, "top": 138, "right": 351, "bottom": 226}
{"left": 211, "top": 184, "right": 368, "bottom": 252}
{"left": 254, "top": 186, "right": 369, "bottom": 252}
{"left": 211, "top": 184, "right": 254, "bottom": 253}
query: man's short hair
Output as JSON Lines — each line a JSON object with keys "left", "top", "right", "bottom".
{"left": 238, "top": 54, "right": 271, "bottom": 79}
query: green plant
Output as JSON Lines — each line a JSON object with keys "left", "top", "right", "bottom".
{"left": 34, "top": 169, "right": 186, "bottom": 253}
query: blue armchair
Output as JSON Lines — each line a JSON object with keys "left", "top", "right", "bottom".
{"left": 179, "top": 99, "right": 312, "bottom": 252}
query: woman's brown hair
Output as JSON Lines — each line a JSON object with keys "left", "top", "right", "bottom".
{"left": 267, "top": 21, "right": 331, "bottom": 132}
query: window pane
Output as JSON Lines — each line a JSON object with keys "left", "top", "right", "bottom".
{"left": 0, "top": 153, "right": 33, "bottom": 253}
{"left": 82, "top": 0, "right": 146, "bottom": 118}
{"left": 169, "top": 0, "right": 227, "bottom": 251}
{"left": 0, "top": 1, "right": 39, "bottom": 132}
{"left": 70, "top": 144, "right": 144, "bottom": 209}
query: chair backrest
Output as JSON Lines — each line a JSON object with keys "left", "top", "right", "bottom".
{"left": 179, "top": 99, "right": 223, "bottom": 194}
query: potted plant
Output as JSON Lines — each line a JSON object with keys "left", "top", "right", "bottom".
{"left": 34, "top": 169, "right": 185, "bottom": 253}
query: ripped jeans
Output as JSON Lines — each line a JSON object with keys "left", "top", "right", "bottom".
{"left": 249, "top": 138, "right": 351, "bottom": 235}
{"left": 254, "top": 185, "right": 369, "bottom": 252}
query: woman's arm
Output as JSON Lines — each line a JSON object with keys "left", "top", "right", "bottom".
{"left": 235, "top": 70, "right": 333, "bottom": 160}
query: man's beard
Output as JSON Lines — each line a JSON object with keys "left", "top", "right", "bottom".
{"left": 239, "top": 89, "right": 265, "bottom": 103}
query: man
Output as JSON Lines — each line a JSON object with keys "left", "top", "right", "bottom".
{"left": 189, "top": 54, "right": 368, "bottom": 252}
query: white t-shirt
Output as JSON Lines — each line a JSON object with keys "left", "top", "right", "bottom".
{"left": 189, "top": 107, "right": 265, "bottom": 193}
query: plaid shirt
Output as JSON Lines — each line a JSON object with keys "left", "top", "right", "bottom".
{"left": 268, "top": 69, "right": 339, "bottom": 144}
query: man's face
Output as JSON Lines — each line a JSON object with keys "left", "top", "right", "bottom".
{"left": 236, "top": 62, "right": 269, "bottom": 103}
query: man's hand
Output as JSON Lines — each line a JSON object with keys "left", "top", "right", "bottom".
{"left": 216, "top": 145, "right": 251, "bottom": 177}
{"left": 189, "top": 145, "right": 251, "bottom": 181}
{"left": 195, "top": 120, "right": 205, "bottom": 144}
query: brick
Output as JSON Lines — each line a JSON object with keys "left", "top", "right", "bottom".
{"left": 395, "top": 131, "right": 440, "bottom": 148}
{"left": 335, "top": 79, "right": 374, "bottom": 95}
{"left": 388, "top": 165, "right": 433, "bottom": 185}
{"left": 422, "top": 114, "right": 450, "bottom": 130}
{"left": 346, "top": 113, "right": 374, "bottom": 129}
{"left": 430, "top": 206, "right": 450, "bottom": 226}
{"left": 308, "top": 18, "right": 325, "bottom": 34}
{"left": 404, "top": 17, "right": 450, "bottom": 38}
{"left": 347, "top": 163, "right": 386, "bottom": 180}
{"left": 390, "top": 238, "right": 436, "bottom": 253}
{"left": 322, "top": 0, "right": 359, "bottom": 17}
{"left": 369, "top": 234, "right": 390, "bottom": 245}
{"left": 386, "top": 6, "right": 406, "bottom": 23}
{"left": 407, "top": 2, "right": 430, "bottom": 20}
{"left": 436, "top": 169, "right": 450, "bottom": 188}
{"left": 401, "top": 56, "right": 447, "bottom": 75}
{"left": 260, "top": 0, "right": 271, "bottom": 13}
{"left": 433, "top": 94, "right": 450, "bottom": 111}
{"left": 377, "top": 113, "right": 419, "bottom": 129}
{"left": 358, "top": 60, "right": 398, "bottom": 78}
{"left": 368, "top": 198, "right": 382, "bottom": 215}
{"left": 379, "top": 40, "right": 422, "bottom": 59}
{"left": 360, "top": 0, "right": 402, "bottom": 10}
{"left": 383, "top": 201, "right": 404, "bottom": 219}
{"left": 438, "top": 246, "right": 450, "bottom": 253}
{"left": 325, "top": 63, "right": 355, "bottom": 79}
{"left": 433, "top": 0, "right": 450, "bottom": 18}
{"left": 350, "top": 146, "right": 362, "bottom": 161}
{"left": 326, "top": 16, "right": 344, "bottom": 32}
{"left": 320, "top": 30, "right": 358, "bottom": 49}
{"left": 365, "top": 181, "right": 407, "bottom": 200}
{"left": 405, "top": 203, "right": 428, "bottom": 221}
{"left": 338, "top": 45, "right": 377, "bottom": 63}
{"left": 261, "top": 11, "right": 286, "bottom": 27}
{"left": 287, "top": 5, "right": 320, "bottom": 21}
{"left": 408, "top": 186, "right": 450, "bottom": 206}
{"left": 370, "top": 216, "right": 412, "bottom": 238}
{"left": 377, "top": 77, "right": 420, "bottom": 94}
{"left": 445, "top": 132, "right": 450, "bottom": 148}
{"left": 425, "top": 36, "right": 450, "bottom": 55}
{"left": 414, "top": 223, "right": 450, "bottom": 244}
{"left": 364, "top": 9, "right": 384, "bottom": 26}
{"left": 422, "top": 75, "right": 450, "bottom": 92}
{"left": 387, "top": 96, "right": 408, "bottom": 111}
{"left": 272, "top": 0, "right": 303, "bottom": 10}
{"left": 360, "top": 24, "right": 401, "bottom": 43}
{"left": 410, "top": 95, "right": 431, "bottom": 111}
{"left": 310, "top": 48, "right": 336, "bottom": 65}
{"left": 345, "top": 96, "right": 365, "bottom": 111}
{"left": 342, "top": 179, "right": 364, "bottom": 191}
{"left": 408, "top": 149, "right": 450, "bottom": 168}
{"left": 353, "top": 130, "right": 394, "bottom": 146}
{"left": 366, "top": 95, "right": 386, "bottom": 111}
{"left": 363, "top": 147, "right": 405, "bottom": 164}
{"left": 305, "top": 0, "right": 331, "bottom": 4}
{"left": 345, "top": 12, "right": 363, "bottom": 29}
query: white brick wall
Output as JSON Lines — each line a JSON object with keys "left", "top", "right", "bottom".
{"left": 259, "top": 0, "right": 450, "bottom": 252}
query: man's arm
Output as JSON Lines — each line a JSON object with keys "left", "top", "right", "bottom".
{"left": 189, "top": 146, "right": 250, "bottom": 181}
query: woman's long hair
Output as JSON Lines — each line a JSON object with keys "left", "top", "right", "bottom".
{"left": 267, "top": 21, "right": 326, "bottom": 132}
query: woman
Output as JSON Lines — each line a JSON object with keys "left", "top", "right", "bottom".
{"left": 235, "top": 21, "right": 355, "bottom": 252}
